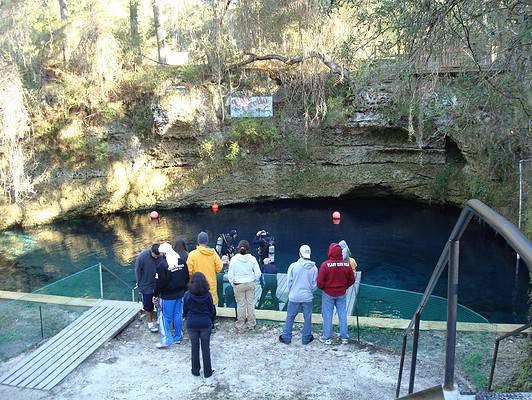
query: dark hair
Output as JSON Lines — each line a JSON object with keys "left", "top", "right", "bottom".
{"left": 175, "top": 238, "right": 188, "bottom": 252}
{"left": 151, "top": 243, "right": 160, "bottom": 255}
{"left": 237, "top": 240, "right": 250, "bottom": 255}
{"left": 189, "top": 272, "right": 210, "bottom": 296}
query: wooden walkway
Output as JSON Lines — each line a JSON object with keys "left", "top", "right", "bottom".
{"left": 0, "top": 299, "right": 140, "bottom": 391}
{"left": 0, "top": 290, "right": 98, "bottom": 307}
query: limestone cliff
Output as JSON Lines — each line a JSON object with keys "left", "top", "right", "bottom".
{"left": 0, "top": 83, "right": 467, "bottom": 230}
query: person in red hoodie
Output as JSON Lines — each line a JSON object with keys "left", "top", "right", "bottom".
{"left": 317, "top": 243, "right": 355, "bottom": 345}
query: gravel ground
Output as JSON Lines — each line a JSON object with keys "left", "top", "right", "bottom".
{"left": 0, "top": 316, "right": 452, "bottom": 400}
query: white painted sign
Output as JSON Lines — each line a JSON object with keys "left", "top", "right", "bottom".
{"left": 230, "top": 96, "right": 273, "bottom": 118}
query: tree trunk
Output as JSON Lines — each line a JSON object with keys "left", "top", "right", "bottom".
{"left": 206, "top": 0, "right": 232, "bottom": 74}
{"left": 152, "top": 0, "right": 167, "bottom": 64}
{"left": 129, "top": 0, "right": 142, "bottom": 65}
{"left": 58, "top": 0, "right": 69, "bottom": 64}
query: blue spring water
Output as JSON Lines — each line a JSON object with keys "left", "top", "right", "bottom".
{"left": 0, "top": 197, "right": 528, "bottom": 323}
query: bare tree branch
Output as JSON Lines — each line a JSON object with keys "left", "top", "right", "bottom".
{"left": 226, "top": 51, "right": 352, "bottom": 81}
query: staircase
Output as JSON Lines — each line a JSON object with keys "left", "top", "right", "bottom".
{"left": 395, "top": 200, "right": 532, "bottom": 400}
{"left": 398, "top": 386, "right": 532, "bottom": 400}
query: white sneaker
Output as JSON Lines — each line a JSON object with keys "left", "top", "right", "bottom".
{"left": 319, "top": 337, "right": 332, "bottom": 345}
{"left": 156, "top": 342, "right": 170, "bottom": 349}
{"left": 148, "top": 322, "right": 158, "bottom": 333}
{"left": 341, "top": 339, "right": 349, "bottom": 344}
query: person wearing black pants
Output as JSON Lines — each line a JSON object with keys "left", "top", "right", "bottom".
{"left": 183, "top": 272, "right": 216, "bottom": 378}
{"left": 188, "top": 329, "right": 211, "bottom": 377}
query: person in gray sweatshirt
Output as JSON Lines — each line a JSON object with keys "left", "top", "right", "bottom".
{"left": 279, "top": 244, "right": 318, "bottom": 345}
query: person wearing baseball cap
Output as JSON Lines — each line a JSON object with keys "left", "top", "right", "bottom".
{"left": 187, "top": 232, "right": 223, "bottom": 306}
{"left": 279, "top": 244, "right": 318, "bottom": 345}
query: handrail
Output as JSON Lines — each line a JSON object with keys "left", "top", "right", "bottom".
{"left": 404, "top": 199, "right": 532, "bottom": 334}
{"left": 487, "top": 322, "right": 532, "bottom": 391}
{"left": 99, "top": 263, "right": 134, "bottom": 290}
{"left": 396, "top": 199, "right": 532, "bottom": 398}
{"left": 98, "top": 263, "right": 137, "bottom": 302}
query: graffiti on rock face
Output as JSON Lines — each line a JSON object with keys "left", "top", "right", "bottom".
{"left": 230, "top": 96, "right": 273, "bottom": 118}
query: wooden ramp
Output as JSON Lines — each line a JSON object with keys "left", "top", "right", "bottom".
{"left": 0, "top": 299, "right": 140, "bottom": 391}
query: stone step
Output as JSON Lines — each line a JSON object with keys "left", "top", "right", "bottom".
{"left": 475, "top": 393, "right": 532, "bottom": 400}
{"left": 398, "top": 388, "right": 532, "bottom": 400}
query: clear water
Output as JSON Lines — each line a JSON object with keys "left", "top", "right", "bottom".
{"left": 0, "top": 198, "right": 528, "bottom": 323}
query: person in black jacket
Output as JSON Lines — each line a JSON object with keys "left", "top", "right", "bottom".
{"left": 135, "top": 244, "right": 161, "bottom": 333}
{"left": 183, "top": 272, "right": 215, "bottom": 378}
{"left": 154, "top": 242, "right": 189, "bottom": 349}
{"left": 258, "top": 258, "right": 279, "bottom": 310}
{"left": 254, "top": 230, "right": 275, "bottom": 263}
{"left": 175, "top": 238, "right": 189, "bottom": 263}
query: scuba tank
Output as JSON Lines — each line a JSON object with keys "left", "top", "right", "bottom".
{"left": 268, "top": 243, "right": 275, "bottom": 263}
{"left": 215, "top": 235, "right": 223, "bottom": 255}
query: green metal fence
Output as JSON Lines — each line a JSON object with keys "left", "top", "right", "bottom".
{"left": 0, "top": 267, "right": 489, "bottom": 362}
{"left": 218, "top": 273, "right": 489, "bottom": 323}
{"left": 0, "top": 263, "right": 138, "bottom": 361}
{"left": 356, "top": 283, "right": 488, "bottom": 323}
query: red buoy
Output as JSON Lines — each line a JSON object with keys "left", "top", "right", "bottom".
{"left": 211, "top": 203, "right": 219, "bottom": 213}
{"left": 332, "top": 211, "right": 341, "bottom": 219}
{"left": 150, "top": 210, "right": 159, "bottom": 219}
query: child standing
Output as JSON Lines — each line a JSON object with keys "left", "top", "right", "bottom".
{"left": 183, "top": 272, "right": 216, "bottom": 377}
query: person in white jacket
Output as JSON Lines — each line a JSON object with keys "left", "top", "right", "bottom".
{"left": 228, "top": 240, "right": 262, "bottom": 332}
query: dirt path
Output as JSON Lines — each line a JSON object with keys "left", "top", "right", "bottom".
{"left": 0, "top": 318, "right": 448, "bottom": 400}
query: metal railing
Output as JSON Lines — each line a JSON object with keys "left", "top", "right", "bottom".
{"left": 487, "top": 321, "right": 532, "bottom": 391}
{"left": 395, "top": 199, "right": 532, "bottom": 398}
{"left": 98, "top": 263, "right": 137, "bottom": 302}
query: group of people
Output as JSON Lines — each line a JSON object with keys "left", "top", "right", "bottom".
{"left": 134, "top": 230, "right": 358, "bottom": 378}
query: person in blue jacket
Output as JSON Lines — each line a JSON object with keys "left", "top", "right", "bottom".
{"left": 183, "top": 272, "right": 216, "bottom": 378}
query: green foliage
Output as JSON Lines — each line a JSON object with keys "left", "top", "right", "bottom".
{"left": 199, "top": 139, "right": 216, "bottom": 161}
{"left": 97, "top": 103, "right": 119, "bottom": 123}
{"left": 228, "top": 118, "right": 280, "bottom": 147}
{"left": 322, "top": 95, "right": 354, "bottom": 127}
{"left": 194, "top": 118, "right": 284, "bottom": 186}
{"left": 431, "top": 164, "right": 462, "bottom": 202}
{"left": 126, "top": 101, "right": 153, "bottom": 138}
{"left": 465, "top": 175, "right": 492, "bottom": 201}
{"left": 59, "top": 135, "right": 109, "bottom": 165}
{"left": 121, "top": 66, "right": 180, "bottom": 94}
{"left": 179, "top": 64, "right": 209, "bottom": 83}
{"left": 463, "top": 353, "right": 487, "bottom": 389}
{"left": 498, "top": 338, "right": 532, "bottom": 392}
{"left": 225, "top": 141, "right": 241, "bottom": 161}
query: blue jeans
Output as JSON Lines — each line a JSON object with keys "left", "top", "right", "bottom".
{"left": 159, "top": 298, "right": 183, "bottom": 345}
{"left": 321, "top": 292, "right": 348, "bottom": 340}
{"left": 281, "top": 301, "right": 313, "bottom": 344}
